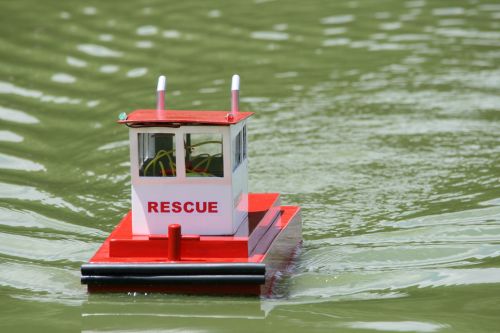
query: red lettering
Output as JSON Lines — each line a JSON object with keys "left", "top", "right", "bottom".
{"left": 195, "top": 201, "right": 207, "bottom": 213}
{"left": 184, "top": 201, "right": 194, "bottom": 213}
{"left": 208, "top": 201, "right": 218, "bottom": 213}
{"left": 160, "top": 201, "right": 170, "bottom": 213}
{"left": 172, "top": 201, "right": 182, "bottom": 213}
{"left": 148, "top": 201, "right": 219, "bottom": 214}
{"left": 148, "top": 202, "right": 158, "bottom": 213}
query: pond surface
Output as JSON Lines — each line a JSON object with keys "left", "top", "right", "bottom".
{"left": 1, "top": 0, "right": 499, "bottom": 332}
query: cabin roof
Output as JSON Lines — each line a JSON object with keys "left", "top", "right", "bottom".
{"left": 118, "top": 109, "right": 253, "bottom": 126}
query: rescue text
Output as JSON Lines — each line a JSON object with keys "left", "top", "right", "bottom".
{"left": 147, "top": 201, "right": 218, "bottom": 214}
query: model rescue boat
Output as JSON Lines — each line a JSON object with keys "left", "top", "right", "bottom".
{"left": 81, "top": 75, "right": 302, "bottom": 296}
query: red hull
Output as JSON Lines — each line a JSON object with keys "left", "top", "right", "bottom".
{"left": 82, "top": 193, "right": 301, "bottom": 296}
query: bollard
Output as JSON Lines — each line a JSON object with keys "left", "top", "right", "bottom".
{"left": 168, "top": 224, "right": 181, "bottom": 261}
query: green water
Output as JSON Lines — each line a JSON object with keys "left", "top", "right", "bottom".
{"left": 1, "top": 0, "right": 499, "bottom": 331}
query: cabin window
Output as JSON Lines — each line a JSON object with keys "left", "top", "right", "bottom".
{"left": 184, "top": 133, "right": 223, "bottom": 177}
{"left": 233, "top": 130, "right": 242, "bottom": 171}
{"left": 138, "top": 133, "right": 176, "bottom": 177}
{"left": 242, "top": 125, "right": 247, "bottom": 160}
{"left": 233, "top": 126, "right": 247, "bottom": 171}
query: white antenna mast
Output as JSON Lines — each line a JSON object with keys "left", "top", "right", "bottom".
{"left": 156, "top": 75, "right": 166, "bottom": 110}
{"left": 231, "top": 74, "right": 239, "bottom": 114}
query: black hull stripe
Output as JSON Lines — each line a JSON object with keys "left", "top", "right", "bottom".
{"left": 81, "top": 263, "right": 265, "bottom": 276}
{"left": 81, "top": 274, "right": 265, "bottom": 285}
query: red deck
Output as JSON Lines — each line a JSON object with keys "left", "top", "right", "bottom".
{"left": 84, "top": 193, "right": 301, "bottom": 295}
{"left": 90, "top": 193, "right": 298, "bottom": 263}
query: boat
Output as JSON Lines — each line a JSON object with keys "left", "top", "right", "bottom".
{"left": 81, "top": 75, "right": 302, "bottom": 296}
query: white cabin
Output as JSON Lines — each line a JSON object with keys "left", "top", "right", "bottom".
{"left": 121, "top": 108, "right": 252, "bottom": 236}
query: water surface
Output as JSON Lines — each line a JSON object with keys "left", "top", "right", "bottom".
{"left": 1, "top": 0, "right": 499, "bottom": 332}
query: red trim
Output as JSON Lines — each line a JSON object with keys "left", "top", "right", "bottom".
{"left": 119, "top": 109, "right": 253, "bottom": 126}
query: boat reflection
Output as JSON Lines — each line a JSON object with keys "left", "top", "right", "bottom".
{"left": 82, "top": 294, "right": 268, "bottom": 332}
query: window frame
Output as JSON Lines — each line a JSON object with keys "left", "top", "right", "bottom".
{"left": 130, "top": 126, "right": 231, "bottom": 185}
{"left": 242, "top": 125, "right": 247, "bottom": 160}
{"left": 232, "top": 123, "right": 247, "bottom": 172}
{"left": 138, "top": 132, "right": 177, "bottom": 178}
{"left": 233, "top": 130, "right": 242, "bottom": 171}
{"left": 184, "top": 132, "right": 224, "bottom": 178}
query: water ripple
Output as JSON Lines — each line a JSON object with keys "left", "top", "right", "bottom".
{"left": 290, "top": 268, "right": 500, "bottom": 300}
{"left": 0, "top": 207, "right": 104, "bottom": 236}
{"left": 0, "top": 81, "right": 81, "bottom": 104}
{"left": 251, "top": 31, "right": 289, "bottom": 41}
{"left": 66, "top": 56, "right": 87, "bottom": 68}
{"left": 77, "top": 44, "right": 123, "bottom": 57}
{"left": 99, "top": 64, "right": 119, "bottom": 74}
{"left": 51, "top": 73, "right": 76, "bottom": 84}
{"left": 320, "top": 15, "right": 355, "bottom": 25}
{"left": 379, "top": 22, "right": 402, "bottom": 30}
{"left": 323, "top": 38, "right": 350, "bottom": 47}
{"left": 126, "top": 67, "right": 148, "bottom": 78}
{"left": 344, "top": 321, "right": 448, "bottom": 332}
{"left": 0, "top": 182, "right": 92, "bottom": 216}
{"left": 432, "top": 7, "right": 465, "bottom": 16}
{"left": 136, "top": 25, "right": 158, "bottom": 36}
{"left": 433, "top": 28, "right": 500, "bottom": 39}
{"left": 323, "top": 27, "right": 347, "bottom": 35}
{"left": 82, "top": 6, "right": 97, "bottom": 15}
{"left": 0, "top": 153, "right": 45, "bottom": 171}
{"left": 162, "top": 30, "right": 181, "bottom": 39}
{"left": 0, "top": 232, "right": 97, "bottom": 262}
{"left": 135, "top": 40, "right": 154, "bottom": 49}
{"left": 97, "top": 140, "right": 128, "bottom": 151}
{"left": 0, "top": 261, "right": 82, "bottom": 297}
{"left": 0, "top": 130, "right": 23, "bottom": 142}
{"left": 0, "top": 106, "right": 39, "bottom": 124}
